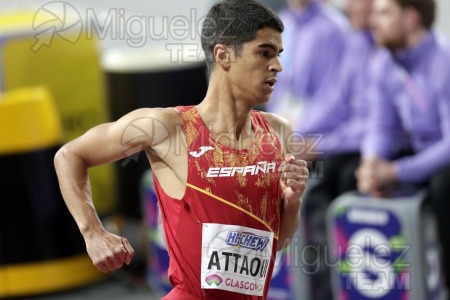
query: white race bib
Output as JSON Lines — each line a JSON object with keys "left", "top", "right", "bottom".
{"left": 201, "top": 223, "right": 274, "bottom": 296}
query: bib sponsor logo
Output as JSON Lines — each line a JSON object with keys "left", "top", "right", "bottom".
{"left": 225, "top": 231, "right": 270, "bottom": 251}
{"left": 205, "top": 274, "right": 223, "bottom": 286}
{"left": 206, "top": 161, "right": 276, "bottom": 178}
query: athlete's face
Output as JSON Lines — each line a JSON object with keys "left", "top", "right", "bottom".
{"left": 370, "top": 0, "right": 408, "bottom": 51}
{"left": 228, "top": 28, "right": 283, "bottom": 105}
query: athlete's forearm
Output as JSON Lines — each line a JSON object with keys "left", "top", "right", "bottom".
{"left": 277, "top": 200, "right": 301, "bottom": 251}
{"left": 54, "top": 145, "right": 105, "bottom": 239}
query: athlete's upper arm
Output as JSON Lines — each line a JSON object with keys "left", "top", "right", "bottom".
{"left": 60, "top": 107, "right": 177, "bottom": 167}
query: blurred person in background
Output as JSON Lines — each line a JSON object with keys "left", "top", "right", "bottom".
{"left": 293, "top": 1, "right": 377, "bottom": 299}
{"left": 265, "top": 0, "right": 349, "bottom": 123}
{"left": 356, "top": 0, "right": 450, "bottom": 296}
{"left": 298, "top": 0, "right": 376, "bottom": 193}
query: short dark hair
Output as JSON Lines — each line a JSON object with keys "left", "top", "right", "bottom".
{"left": 395, "top": 0, "right": 435, "bottom": 29}
{"left": 201, "top": 0, "right": 284, "bottom": 73}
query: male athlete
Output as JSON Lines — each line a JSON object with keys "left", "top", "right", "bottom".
{"left": 55, "top": 1, "right": 308, "bottom": 299}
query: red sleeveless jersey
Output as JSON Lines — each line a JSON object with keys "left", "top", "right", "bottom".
{"left": 153, "top": 106, "right": 285, "bottom": 300}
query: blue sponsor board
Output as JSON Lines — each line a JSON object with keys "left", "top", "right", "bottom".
{"left": 141, "top": 171, "right": 172, "bottom": 295}
{"left": 267, "top": 252, "right": 294, "bottom": 300}
{"left": 332, "top": 206, "right": 410, "bottom": 300}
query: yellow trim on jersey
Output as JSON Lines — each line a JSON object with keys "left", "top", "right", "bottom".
{"left": 186, "top": 183, "right": 279, "bottom": 240}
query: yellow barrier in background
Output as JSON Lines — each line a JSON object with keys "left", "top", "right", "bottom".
{"left": 0, "top": 254, "right": 102, "bottom": 298}
{"left": 0, "top": 86, "right": 104, "bottom": 298}
{"left": 0, "top": 87, "right": 62, "bottom": 154}
{"left": 0, "top": 11, "right": 116, "bottom": 215}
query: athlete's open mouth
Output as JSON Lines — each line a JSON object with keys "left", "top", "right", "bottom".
{"left": 264, "top": 78, "right": 277, "bottom": 87}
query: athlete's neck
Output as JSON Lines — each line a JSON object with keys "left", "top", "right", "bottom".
{"left": 197, "top": 85, "right": 253, "bottom": 143}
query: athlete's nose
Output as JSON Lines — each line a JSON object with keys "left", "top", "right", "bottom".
{"left": 269, "top": 56, "right": 282, "bottom": 73}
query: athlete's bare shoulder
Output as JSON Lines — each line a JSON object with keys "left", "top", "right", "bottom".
{"left": 115, "top": 106, "right": 183, "bottom": 156}
{"left": 128, "top": 107, "right": 182, "bottom": 131}
{"left": 259, "top": 111, "right": 293, "bottom": 153}
{"left": 259, "top": 111, "right": 292, "bottom": 133}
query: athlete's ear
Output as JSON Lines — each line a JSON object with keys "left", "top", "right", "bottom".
{"left": 213, "top": 44, "right": 231, "bottom": 71}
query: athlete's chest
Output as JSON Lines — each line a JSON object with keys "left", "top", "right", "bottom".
{"left": 188, "top": 132, "right": 281, "bottom": 176}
